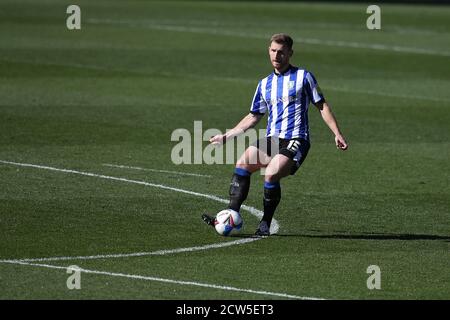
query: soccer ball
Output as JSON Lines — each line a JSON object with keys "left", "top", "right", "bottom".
{"left": 214, "top": 209, "right": 243, "bottom": 236}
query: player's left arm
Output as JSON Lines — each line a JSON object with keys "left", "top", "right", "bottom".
{"left": 315, "top": 101, "right": 348, "bottom": 151}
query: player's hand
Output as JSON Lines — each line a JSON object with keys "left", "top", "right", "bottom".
{"left": 209, "top": 134, "right": 226, "bottom": 145}
{"left": 335, "top": 134, "right": 348, "bottom": 151}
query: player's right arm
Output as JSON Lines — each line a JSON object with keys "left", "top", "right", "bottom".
{"left": 210, "top": 80, "right": 266, "bottom": 145}
{"left": 209, "top": 113, "right": 263, "bottom": 145}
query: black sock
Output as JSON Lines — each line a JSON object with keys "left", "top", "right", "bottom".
{"left": 228, "top": 168, "right": 251, "bottom": 212}
{"left": 262, "top": 181, "right": 281, "bottom": 227}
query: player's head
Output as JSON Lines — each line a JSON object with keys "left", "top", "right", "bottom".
{"left": 268, "top": 33, "right": 294, "bottom": 72}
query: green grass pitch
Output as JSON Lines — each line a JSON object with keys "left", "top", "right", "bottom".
{"left": 0, "top": 0, "right": 449, "bottom": 300}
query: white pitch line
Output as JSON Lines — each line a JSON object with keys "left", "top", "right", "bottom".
{"left": 0, "top": 260, "right": 322, "bottom": 300}
{"left": 87, "top": 18, "right": 450, "bottom": 57}
{"left": 0, "top": 160, "right": 278, "bottom": 262}
{"left": 8, "top": 238, "right": 258, "bottom": 263}
{"left": 324, "top": 85, "right": 450, "bottom": 103}
{"left": 2, "top": 57, "right": 449, "bottom": 103}
{"left": 102, "top": 163, "right": 212, "bottom": 178}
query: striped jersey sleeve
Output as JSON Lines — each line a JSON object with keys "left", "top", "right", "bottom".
{"left": 304, "top": 71, "right": 325, "bottom": 104}
{"left": 250, "top": 81, "right": 267, "bottom": 114}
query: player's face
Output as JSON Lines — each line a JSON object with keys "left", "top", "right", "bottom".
{"left": 268, "top": 42, "right": 292, "bottom": 72}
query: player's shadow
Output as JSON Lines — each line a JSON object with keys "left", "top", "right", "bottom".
{"left": 229, "top": 233, "right": 265, "bottom": 238}
{"left": 270, "top": 232, "right": 450, "bottom": 242}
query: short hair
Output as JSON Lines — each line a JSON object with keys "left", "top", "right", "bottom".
{"left": 270, "top": 33, "right": 293, "bottom": 50}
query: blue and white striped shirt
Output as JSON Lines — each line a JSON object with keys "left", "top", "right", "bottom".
{"left": 250, "top": 65, "right": 324, "bottom": 141}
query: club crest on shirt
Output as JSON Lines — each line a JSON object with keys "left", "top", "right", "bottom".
{"left": 288, "top": 81, "right": 295, "bottom": 90}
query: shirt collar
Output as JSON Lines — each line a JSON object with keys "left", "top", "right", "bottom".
{"left": 273, "top": 64, "right": 294, "bottom": 76}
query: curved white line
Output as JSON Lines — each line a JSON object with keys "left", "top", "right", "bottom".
{"left": 103, "top": 163, "right": 212, "bottom": 178}
{"left": 11, "top": 238, "right": 259, "bottom": 263}
{"left": 0, "top": 160, "right": 278, "bottom": 262}
{"left": 0, "top": 260, "right": 323, "bottom": 300}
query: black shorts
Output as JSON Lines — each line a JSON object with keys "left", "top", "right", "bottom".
{"left": 255, "top": 137, "right": 310, "bottom": 175}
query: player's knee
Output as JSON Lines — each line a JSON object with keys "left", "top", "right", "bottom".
{"left": 236, "top": 155, "right": 258, "bottom": 172}
{"left": 235, "top": 157, "right": 248, "bottom": 168}
{"left": 264, "top": 173, "right": 279, "bottom": 183}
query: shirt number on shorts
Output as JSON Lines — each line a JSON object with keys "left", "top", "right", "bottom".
{"left": 287, "top": 140, "right": 301, "bottom": 153}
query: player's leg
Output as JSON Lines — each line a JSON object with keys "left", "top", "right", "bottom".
{"left": 256, "top": 139, "right": 310, "bottom": 236}
{"left": 202, "top": 140, "right": 271, "bottom": 227}
{"left": 255, "top": 154, "right": 293, "bottom": 236}
{"left": 228, "top": 144, "right": 271, "bottom": 212}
